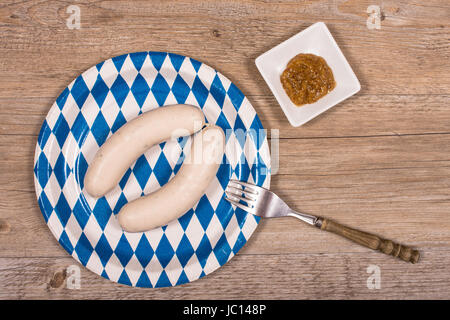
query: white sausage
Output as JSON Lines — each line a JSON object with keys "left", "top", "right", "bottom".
{"left": 118, "top": 125, "right": 225, "bottom": 232}
{"left": 84, "top": 105, "right": 205, "bottom": 197}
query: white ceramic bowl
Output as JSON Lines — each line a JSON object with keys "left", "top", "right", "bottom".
{"left": 255, "top": 22, "right": 361, "bottom": 127}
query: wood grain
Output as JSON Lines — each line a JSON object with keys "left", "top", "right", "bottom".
{"left": 1, "top": 251, "right": 449, "bottom": 300}
{"left": 0, "top": 0, "right": 449, "bottom": 299}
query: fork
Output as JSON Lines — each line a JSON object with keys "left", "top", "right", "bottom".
{"left": 225, "top": 180, "right": 420, "bottom": 263}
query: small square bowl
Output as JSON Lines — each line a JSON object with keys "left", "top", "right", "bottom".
{"left": 255, "top": 22, "right": 360, "bottom": 127}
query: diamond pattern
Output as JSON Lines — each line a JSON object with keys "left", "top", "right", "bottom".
{"left": 129, "top": 52, "right": 147, "bottom": 71}
{"left": 34, "top": 152, "right": 52, "bottom": 189}
{"left": 110, "top": 74, "right": 130, "bottom": 107}
{"left": 71, "top": 76, "right": 90, "bottom": 108}
{"left": 135, "top": 235, "right": 154, "bottom": 268}
{"left": 91, "top": 75, "right": 109, "bottom": 107}
{"left": 33, "top": 51, "right": 270, "bottom": 288}
{"left": 74, "top": 232, "right": 94, "bottom": 265}
{"left": 210, "top": 74, "right": 226, "bottom": 107}
{"left": 192, "top": 76, "right": 209, "bottom": 108}
{"left": 72, "top": 198, "right": 90, "bottom": 229}
{"left": 133, "top": 155, "right": 152, "bottom": 190}
{"left": 151, "top": 73, "right": 170, "bottom": 106}
{"left": 95, "top": 233, "right": 114, "bottom": 266}
{"left": 53, "top": 113, "right": 70, "bottom": 148}
{"left": 213, "top": 233, "right": 232, "bottom": 266}
{"left": 90, "top": 112, "right": 110, "bottom": 146}
{"left": 54, "top": 193, "right": 71, "bottom": 226}
{"left": 92, "top": 197, "right": 112, "bottom": 230}
{"left": 171, "top": 74, "right": 190, "bottom": 104}
{"left": 155, "top": 234, "right": 175, "bottom": 268}
{"left": 71, "top": 112, "right": 89, "bottom": 145}
{"left": 112, "top": 54, "right": 127, "bottom": 72}
{"left": 53, "top": 153, "right": 70, "bottom": 188}
{"left": 152, "top": 152, "right": 172, "bottom": 186}
{"left": 130, "top": 73, "right": 150, "bottom": 107}
{"left": 115, "top": 233, "right": 134, "bottom": 267}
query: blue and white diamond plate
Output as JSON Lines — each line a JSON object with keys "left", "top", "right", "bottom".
{"left": 33, "top": 52, "right": 271, "bottom": 287}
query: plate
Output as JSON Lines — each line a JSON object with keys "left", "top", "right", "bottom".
{"left": 33, "top": 52, "right": 271, "bottom": 287}
{"left": 255, "top": 22, "right": 361, "bottom": 127}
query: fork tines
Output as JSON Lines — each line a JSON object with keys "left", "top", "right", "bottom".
{"left": 224, "top": 180, "right": 259, "bottom": 213}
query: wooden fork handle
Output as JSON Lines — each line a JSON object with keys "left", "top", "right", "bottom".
{"left": 315, "top": 217, "right": 420, "bottom": 263}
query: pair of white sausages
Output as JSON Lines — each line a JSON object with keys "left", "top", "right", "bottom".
{"left": 84, "top": 105, "right": 225, "bottom": 232}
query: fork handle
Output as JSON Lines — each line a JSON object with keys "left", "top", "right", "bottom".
{"left": 315, "top": 217, "right": 420, "bottom": 263}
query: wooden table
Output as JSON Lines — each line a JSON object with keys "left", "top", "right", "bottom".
{"left": 0, "top": 0, "right": 449, "bottom": 300}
